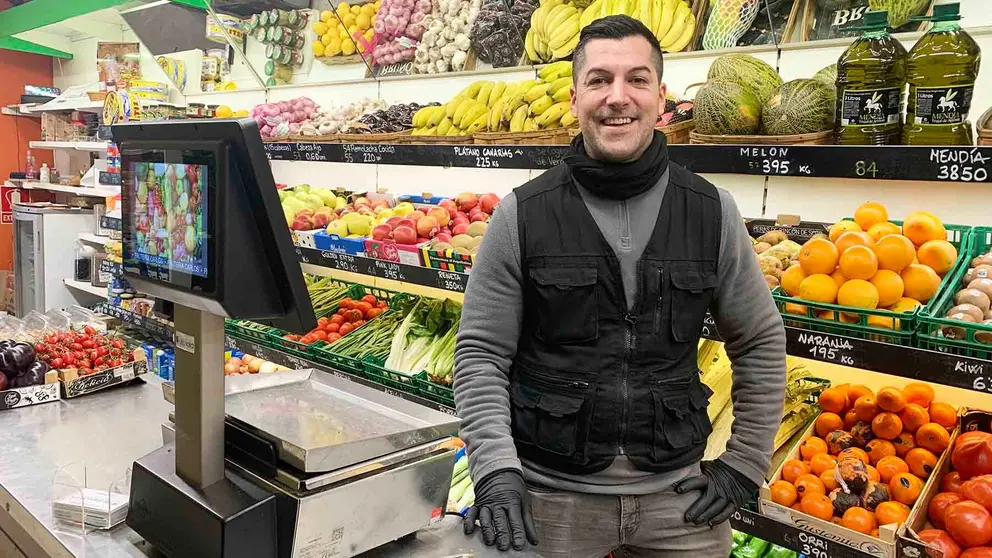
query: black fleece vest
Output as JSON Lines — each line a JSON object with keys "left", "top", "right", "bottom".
{"left": 511, "top": 162, "right": 722, "bottom": 475}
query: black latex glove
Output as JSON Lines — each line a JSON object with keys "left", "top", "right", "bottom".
{"left": 463, "top": 469, "right": 539, "bottom": 551}
{"left": 673, "top": 460, "right": 758, "bottom": 526}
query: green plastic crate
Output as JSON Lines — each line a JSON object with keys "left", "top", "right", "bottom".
{"left": 918, "top": 227, "right": 992, "bottom": 359}
{"left": 225, "top": 320, "right": 277, "bottom": 344}
{"left": 772, "top": 221, "right": 972, "bottom": 345}
{"left": 310, "top": 342, "right": 367, "bottom": 378}
{"left": 414, "top": 372, "right": 455, "bottom": 407}
{"left": 362, "top": 356, "right": 421, "bottom": 395}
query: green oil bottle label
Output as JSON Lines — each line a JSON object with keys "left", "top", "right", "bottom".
{"left": 912, "top": 85, "right": 974, "bottom": 125}
{"left": 840, "top": 88, "right": 901, "bottom": 126}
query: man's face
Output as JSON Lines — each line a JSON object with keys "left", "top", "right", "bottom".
{"left": 570, "top": 36, "right": 664, "bottom": 163}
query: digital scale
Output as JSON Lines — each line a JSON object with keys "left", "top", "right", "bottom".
{"left": 113, "top": 120, "right": 460, "bottom": 557}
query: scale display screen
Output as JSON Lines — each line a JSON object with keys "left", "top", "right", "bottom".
{"left": 130, "top": 162, "right": 208, "bottom": 277}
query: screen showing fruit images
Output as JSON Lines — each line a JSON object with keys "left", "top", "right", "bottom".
{"left": 129, "top": 162, "right": 208, "bottom": 278}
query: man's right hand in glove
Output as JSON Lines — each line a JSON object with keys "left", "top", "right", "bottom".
{"left": 463, "top": 469, "right": 539, "bottom": 551}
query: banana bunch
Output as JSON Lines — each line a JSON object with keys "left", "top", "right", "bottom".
{"left": 410, "top": 64, "right": 579, "bottom": 137}
{"left": 651, "top": 0, "right": 696, "bottom": 53}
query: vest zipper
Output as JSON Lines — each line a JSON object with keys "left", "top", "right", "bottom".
{"left": 653, "top": 269, "right": 664, "bottom": 334}
{"left": 619, "top": 312, "right": 636, "bottom": 454}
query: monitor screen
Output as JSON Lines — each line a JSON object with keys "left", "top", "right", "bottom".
{"left": 131, "top": 162, "right": 208, "bottom": 277}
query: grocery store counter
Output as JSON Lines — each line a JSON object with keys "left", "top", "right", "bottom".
{"left": 0, "top": 375, "right": 536, "bottom": 558}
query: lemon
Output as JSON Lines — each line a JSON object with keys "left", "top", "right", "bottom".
{"left": 337, "top": 2, "right": 350, "bottom": 13}
{"left": 338, "top": 27, "right": 350, "bottom": 39}
{"left": 322, "top": 33, "right": 335, "bottom": 46}
{"left": 326, "top": 38, "right": 342, "bottom": 56}
{"left": 342, "top": 40, "right": 356, "bottom": 56}
{"left": 360, "top": 4, "right": 375, "bottom": 16}
{"left": 364, "top": 28, "right": 374, "bottom": 41}
{"left": 350, "top": 4, "right": 361, "bottom": 15}
{"left": 356, "top": 13, "right": 371, "bottom": 29}
{"left": 374, "top": 0, "right": 381, "bottom": 8}
{"left": 348, "top": 24, "right": 359, "bottom": 35}
{"left": 215, "top": 105, "right": 233, "bottom": 118}
{"left": 342, "top": 13, "right": 356, "bottom": 27}
{"left": 313, "top": 41, "right": 326, "bottom": 56}
{"left": 357, "top": 42, "right": 367, "bottom": 53}
{"left": 328, "top": 17, "right": 339, "bottom": 28}
{"left": 320, "top": 10, "right": 334, "bottom": 22}
{"left": 313, "top": 21, "right": 329, "bottom": 35}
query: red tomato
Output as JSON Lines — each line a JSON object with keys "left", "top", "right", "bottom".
{"left": 945, "top": 472, "right": 966, "bottom": 493}
{"left": 327, "top": 333, "right": 342, "bottom": 343}
{"left": 918, "top": 530, "right": 962, "bottom": 558}
{"left": 339, "top": 323, "right": 353, "bottom": 336}
{"left": 366, "top": 308, "right": 382, "bottom": 319}
{"left": 81, "top": 340, "right": 96, "bottom": 349}
{"left": 329, "top": 314, "right": 345, "bottom": 325}
{"left": 34, "top": 343, "right": 46, "bottom": 354}
{"left": 377, "top": 301, "right": 387, "bottom": 309}
{"left": 962, "top": 476, "right": 992, "bottom": 512}
{"left": 70, "top": 343, "right": 83, "bottom": 351}
{"left": 962, "top": 549, "right": 992, "bottom": 558}
{"left": 947, "top": 500, "right": 992, "bottom": 548}
{"left": 955, "top": 433, "right": 992, "bottom": 480}
{"left": 312, "top": 330, "right": 328, "bottom": 341}
{"left": 50, "top": 358, "right": 63, "bottom": 369}
{"left": 930, "top": 492, "right": 965, "bottom": 529}
{"left": 94, "top": 356, "right": 105, "bottom": 366}
{"left": 111, "top": 339, "right": 124, "bottom": 350}
{"left": 317, "top": 317, "right": 329, "bottom": 327}
{"left": 97, "top": 346, "right": 109, "bottom": 357}
{"left": 354, "top": 319, "right": 366, "bottom": 327}
{"left": 78, "top": 359, "right": 91, "bottom": 369}
{"left": 355, "top": 302, "right": 373, "bottom": 315}
{"left": 337, "top": 308, "right": 349, "bottom": 316}
{"left": 301, "top": 334, "right": 315, "bottom": 345}
{"left": 84, "top": 325, "right": 97, "bottom": 335}
{"left": 345, "top": 309, "right": 363, "bottom": 323}
{"left": 361, "top": 295, "right": 377, "bottom": 305}
{"left": 324, "top": 323, "right": 340, "bottom": 333}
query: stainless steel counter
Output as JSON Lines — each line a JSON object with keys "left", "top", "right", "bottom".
{"left": 0, "top": 375, "right": 539, "bottom": 558}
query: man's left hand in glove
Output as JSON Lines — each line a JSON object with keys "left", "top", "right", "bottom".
{"left": 673, "top": 459, "right": 759, "bottom": 526}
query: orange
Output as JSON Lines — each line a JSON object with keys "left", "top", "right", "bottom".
{"left": 836, "top": 231, "right": 876, "bottom": 255}
{"left": 818, "top": 387, "right": 849, "bottom": 414}
{"left": 829, "top": 220, "right": 862, "bottom": 243}
{"left": 830, "top": 268, "right": 848, "bottom": 289}
{"left": 820, "top": 468, "right": 840, "bottom": 491}
{"left": 916, "top": 423, "right": 950, "bottom": 453}
{"left": 770, "top": 480, "right": 798, "bottom": 507}
{"left": 874, "top": 234, "right": 917, "bottom": 273}
{"left": 867, "top": 464, "right": 881, "bottom": 482}
{"left": 839, "top": 245, "right": 879, "bottom": 280}
{"left": 784, "top": 302, "right": 808, "bottom": 315}
{"left": 801, "top": 493, "right": 835, "bottom": 521}
{"left": 855, "top": 202, "right": 889, "bottom": 231}
{"left": 844, "top": 409, "right": 860, "bottom": 429}
{"left": 928, "top": 402, "right": 957, "bottom": 428}
{"left": 902, "top": 211, "right": 946, "bottom": 247}
{"left": 893, "top": 432, "right": 917, "bottom": 458}
{"left": 781, "top": 265, "right": 807, "bottom": 297}
{"left": 872, "top": 412, "right": 903, "bottom": 440}
{"left": 838, "top": 279, "right": 880, "bottom": 309}
{"left": 870, "top": 270, "right": 905, "bottom": 307}
{"left": 838, "top": 447, "right": 871, "bottom": 465}
{"left": 811, "top": 453, "right": 838, "bottom": 476}
{"left": 905, "top": 447, "right": 938, "bottom": 478}
{"left": 901, "top": 264, "right": 941, "bottom": 302}
{"left": 917, "top": 239, "right": 958, "bottom": 275}
{"left": 799, "top": 274, "right": 839, "bottom": 304}
{"left": 875, "top": 501, "right": 911, "bottom": 527}
{"left": 876, "top": 455, "right": 909, "bottom": 483}
{"left": 800, "top": 239, "right": 841, "bottom": 275}
{"left": 800, "top": 436, "right": 829, "bottom": 460}
{"left": 899, "top": 403, "right": 930, "bottom": 433}
{"left": 794, "top": 473, "right": 826, "bottom": 499}
{"left": 867, "top": 221, "right": 902, "bottom": 243}
{"left": 816, "top": 412, "right": 845, "bottom": 437}
{"left": 817, "top": 309, "right": 840, "bottom": 321}
{"left": 841, "top": 506, "right": 878, "bottom": 534}
{"left": 903, "top": 382, "right": 936, "bottom": 408}
{"left": 855, "top": 395, "right": 880, "bottom": 422}
{"left": 890, "top": 472, "right": 924, "bottom": 505}
{"left": 782, "top": 459, "right": 810, "bottom": 483}
{"left": 876, "top": 387, "right": 907, "bottom": 413}
{"left": 884, "top": 298, "right": 922, "bottom": 329}
{"left": 847, "top": 385, "right": 874, "bottom": 408}
{"left": 866, "top": 439, "right": 897, "bottom": 465}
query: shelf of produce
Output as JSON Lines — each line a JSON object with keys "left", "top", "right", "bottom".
{"left": 730, "top": 508, "right": 874, "bottom": 558}
{"left": 264, "top": 142, "right": 992, "bottom": 183}
{"left": 63, "top": 278, "right": 106, "bottom": 298}
{"left": 28, "top": 140, "right": 108, "bottom": 152}
{"left": 17, "top": 181, "right": 118, "bottom": 197}
{"left": 96, "top": 303, "right": 173, "bottom": 340}
{"left": 297, "top": 246, "right": 470, "bottom": 295}
{"left": 224, "top": 333, "right": 457, "bottom": 417}
{"left": 77, "top": 232, "right": 109, "bottom": 245}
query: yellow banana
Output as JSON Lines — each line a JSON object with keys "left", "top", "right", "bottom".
{"left": 488, "top": 81, "right": 507, "bottom": 106}
{"left": 547, "top": 5, "right": 577, "bottom": 31}
{"left": 476, "top": 82, "right": 495, "bottom": 104}
{"left": 452, "top": 98, "right": 476, "bottom": 127}
{"left": 551, "top": 33, "right": 580, "bottom": 60}
{"left": 665, "top": 12, "right": 695, "bottom": 53}
{"left": 535, "top": 34, "right": 550, "bottom": 61}
{"left": 539, "top": 61, "right": 572, "bottom": 80}
{"left": 437, "top": 116, "right": 452, "bottom": 135}
{"left": 548, "top": 76, "right": 572, "bottom": 96}
{"left": 660, "top": 2, "right": 690, "bottom": 48}
{"left": 650, "top": 0, "right": 663, "bottom": 35}
{"left": 525, "top": 30, "right": 540, "bottom": 62}
{"left": 532, "top": 4, "right": 549, "bottom": 33}
{"left": 580, "top": 0, "right": 602, "bottom": 27}
{"left": 656, "top": 0, "right": 677, "bottom": 40}
{"left": 552, "top": 85, "right": 572, "bottom": 102}
{"left": 427, "top": 106, "right": 446, "bottom": 127}
{"left": 600, "top": 0, "right": 612, "bottom": 18}
{"left": 413, "top": 106, "right": 433, "bottom": 128}
{"left": 510, "top": 104, "right": 529, "bottom": 132}
{"left": 446, "top": 122, "right": 462, "bottom": 136}
{"left": 460, "top": 102, "right": 489, "bottom": 129}
{"left": 637, "top": 0, "right": 651, "bottom": 28}
{"left": 457, "top": 81, "right": 485, "bottom": 100}
{"left": 530, "top": 95, "right": 554, "bottom": 116}
{"left": 424, "top": 125, "right": 438, "bottom": 136}
{"left": 524, "top": 117, "right": 539, "bottom": 131}
{"left": 549, "top": 14, "right": 580, "bottom": 50}
{"left": 466, "top": 112, "right": 489, "bottom": 134}
{"left": 524, "top": 83, "right": 551, "bottom": 102}
{"left": 536, "top": 101, "right": 570, "bottom": 127}
{"left": 489, "top": 98, "right": 507, "bottom": 131}
{"left": 560, "top": 111, "right": 577, "bottom": 128}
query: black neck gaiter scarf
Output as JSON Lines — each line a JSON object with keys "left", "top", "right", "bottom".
{"left": 564, "top": 130, "right": 670, "bottom": 201}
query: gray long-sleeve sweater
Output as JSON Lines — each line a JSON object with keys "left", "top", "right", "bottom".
{"left": 453, "top": 165, "right": 787, "bottom": 494}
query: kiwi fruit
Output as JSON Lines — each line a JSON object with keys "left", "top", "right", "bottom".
{"left": 942, "top": 312, "right": 977, "bottom": 339}
{"left": 970, "top": 278, "right": 992, "bottom": 299}
{"left": 977, "top": 319, "right": 992, "bottom": 345}
{"left": 972, "top": 254, "right": 992, "bottom": 268}
{"left": 955, "top": 288, "right": 992, "bottom": 312}
{"left": 948, "top": 303, "right": 986, "bottom": 322}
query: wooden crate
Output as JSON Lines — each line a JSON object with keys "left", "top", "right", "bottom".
{"left": 977, "top": 106, "right": 992, "bottom": 146}
{"left": 690, "top": 129, "right": 834, "bottom": 144}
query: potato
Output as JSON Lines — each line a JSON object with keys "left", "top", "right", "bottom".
{"left": 753, "top": 241, "right": 772, "bottom": 254}
{"left": 757, "top": 230, "right": 789, "bottom": 246}
{"left": 956, "top": 288, "right": 992, "bottom": 313}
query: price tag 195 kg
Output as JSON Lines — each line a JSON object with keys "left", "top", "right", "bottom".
{"left": 794, "top": 331, "right": 857, "bottom": 367}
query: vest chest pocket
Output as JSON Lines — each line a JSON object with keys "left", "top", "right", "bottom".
{"left": 650, "top": 376, "right": 713, "bottom": 460}
{"left": 527, "top": 266, "right": 598, "bottom": 344}
{"left": 510, "top": 370, "right": 592, "bottom": 458}
{"left": 668, "top": 266, "right": 718, "bottom": 343}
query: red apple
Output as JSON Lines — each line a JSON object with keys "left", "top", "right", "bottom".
{"left": 439, "top": 199, "right": 457, "bottom": 215}
{"left": 291, "top": 215, "right": 313, "bottom": 230}
{"left": 408, "top": 210, "right": 426, "bottom": 222}
{"left": 296, "top": 208, "right": 315, "bottom": 218}
{"left": 435, "top": 233, "right": 452, "bottom": 244}
{"left": 396, "top": 218, "right": 416, "bottom": 230}
{"left": 416, "top": 216, "right": 440, "bottom": 238}
{"left": 417, "top": 237, "right": 431, "bottom": 243}
{"left": 353, "top": 196, "right": 370, "bottom": 207}
{"left": 455, "top": 211, "right": 469, "bottom": 221}
{"left": 480, "top": 193, "right": 500, "bottom": 214}
{"left": 456, "top": 192, "right": 479, "bottom": 212}
{"left": 312, "top": 213, "right": 331, "bottom": 228}
{"left": 452, "top": 223, "right": 469, "bottom": 236}
{"left": 392, "top": 226, "right": 417, "bottom": 245}
{"left": 452, "top": 217, "right": 470, "bottom": 228}
{"left": 471, "top": 212, "right": 488, "bottom": 223}
{"left": 440, "top": 227, "right": 452, "bottom": 236}
{"left": 372, "top": 224, "right": 392, "bottom": 241}
{"left": 386, "top": 217, "right": 404, "bottom": 228}
{"left": 427, "top": 207, "right": 450, "bottom": 226}
{"left": 370, "top": 198, "right": 389, "bottom": 209}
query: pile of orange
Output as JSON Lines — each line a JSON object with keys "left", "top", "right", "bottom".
{"left": 769, "top": 381, "right": 956, "bottom": 538}
{"left": 781, "top": 202, "right": 957, "bottom": 329}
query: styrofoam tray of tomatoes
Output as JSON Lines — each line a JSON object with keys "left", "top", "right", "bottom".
{"left": 761, "top": 382, "right": 957, "bottom": 557}
{"left": 902, "top": 408, "right": 992, "bottom": 558}
{"left": 282, "top": 294, "right": 389, "bottom": 346}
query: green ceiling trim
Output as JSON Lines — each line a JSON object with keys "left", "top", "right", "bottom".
{"left": 0, "top": 36, "right": 73, "bottom": 60}
{"left": 0, "top": 0, "right": 132, "bottom": 39}
{"left": 168, "top": 0, "right": 209, "bottom": 9}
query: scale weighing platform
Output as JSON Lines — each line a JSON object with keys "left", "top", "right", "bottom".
{"left": 112, "top": 119, "right": 461, "bottom": 557}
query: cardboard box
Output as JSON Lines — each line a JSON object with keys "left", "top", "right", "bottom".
{"left": 364, "top": 238, "right": 424, "bottom": 266}
{"left": 0, "top": 377, "right": 60, "bottom": 411}
{"left": 291, "top": 229, "right": 319, "bottom": 249}
{"left": 760, "top": 413, "right": 958, "bottom": 558}
{"left": 59, "top": 349, "right": 148, "bottom": 398}
{"left": 899, "top": 408, "right": 987, "bottom": 558}
{"left": 313, "top": 231, "right": 365, "bottom": 255}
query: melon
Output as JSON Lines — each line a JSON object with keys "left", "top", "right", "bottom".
{"left": 694, "top": 80, "right": 762, "bottom": 135}
{"left": 868, "top": 0, "right": 930, "bottom": 28}
{"left": 707, "top": 54, "right": 783, "bottom": 105}
{"left": 761, "top": 79, "right": 836, "bottom": 136}
{"left": 813, "top": 64, "right": 837, "bottom": 87}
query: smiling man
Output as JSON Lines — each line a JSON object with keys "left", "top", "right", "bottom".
{"left": 454, "top": 15, "right": 787, "bottom": 557}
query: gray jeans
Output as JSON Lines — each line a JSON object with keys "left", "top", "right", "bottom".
{"left": 526, "top": 465, "right": 733, "bottom": 558}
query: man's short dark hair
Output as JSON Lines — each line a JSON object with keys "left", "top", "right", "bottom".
{"left": 572, "top": 15, "right": 664, "bottom": 82}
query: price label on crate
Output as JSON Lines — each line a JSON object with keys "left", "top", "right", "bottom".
{"left": 434, "top": 270, "right": 467, "bottom": 292}
{"left": 930, "top": 147, "right": 990, "bottom": 182}
{"left": 450, "top": 145, "right": 519, "bottom": 169}
{"left": 373, "top": 260, "right": 407, "bottom": 282}
{"left": 341, "top": 143, "right": 394, "bottom": 164}
{"left": 294, "top": 143, "right": 330, "bottom": 162}
{"left": 263, "top": 142, "right": 295, "bottom": 161}
{"left": 283, "top": 354, "right": 309, "bottom": 369}
{"left": 792, "top": 331, "right": 857, "bottom": 367}
{"left": 740, "top": 146, "right": 813, "bottom": 176}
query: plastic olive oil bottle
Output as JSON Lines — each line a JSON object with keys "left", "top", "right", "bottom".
{"left": 902, "top": 3, "right": 981, "bottom": 146}
{"left": 835, "top": 10, "right": 907, "bottom": 145}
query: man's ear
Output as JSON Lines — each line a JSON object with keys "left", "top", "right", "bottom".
{"left": 659, "top": 82, "right": 668, "bottom": 116}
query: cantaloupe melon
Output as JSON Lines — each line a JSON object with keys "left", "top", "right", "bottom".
{"left": 707, "top": 53, "right": 782, "bottom": 105}
{"left": 868, "top": 0, "right": 929, "bottom": 28}
{"left": 762, "top": 79, "right": 836, "bottom": 136}
{"left": 694, "top": 79, "right": 762, "bottom": 135}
